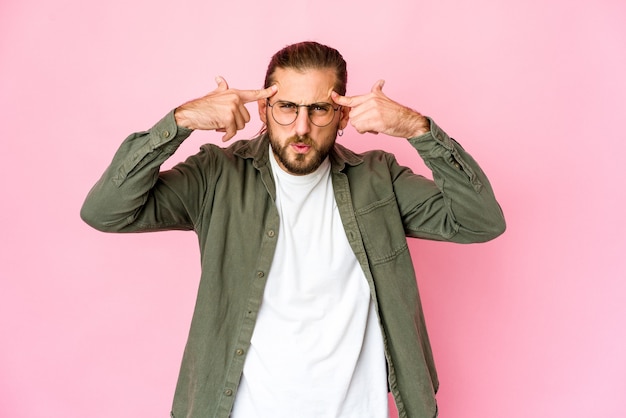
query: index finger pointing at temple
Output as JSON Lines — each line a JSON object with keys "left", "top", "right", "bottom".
{"left": 331, "top": 91, "right": 368, "bottom": 108}
{"left": 239, "top": 84, "right": 278, "bottom": 103}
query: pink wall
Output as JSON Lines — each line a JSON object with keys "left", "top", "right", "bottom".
{"left": 2, "top": 0, "right": 625, "bottom": 416}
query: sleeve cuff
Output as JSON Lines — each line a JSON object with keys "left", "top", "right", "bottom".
{"left": 148, "top": 109, "right": 194, "bottom": 149}
{"left": 408, "top": 117, "right": 454, "bottom": 150}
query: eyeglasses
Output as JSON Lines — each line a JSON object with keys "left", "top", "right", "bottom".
{"left": 267, "top": 100, "right": 341, "bottom": 127}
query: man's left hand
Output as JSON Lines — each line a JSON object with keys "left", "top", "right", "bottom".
{"left": 331, "top": 80, "right": 430, "bottom": 138}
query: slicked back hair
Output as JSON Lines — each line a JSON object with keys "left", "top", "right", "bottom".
{"left": 264, "top": 41, "right": 348, "bottom": 95}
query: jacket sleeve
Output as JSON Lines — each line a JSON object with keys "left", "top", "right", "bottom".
{"left": 80, "top": 110, "right": 202, "bottom": 233}
{"left": 393, "top": 118, "right": 506, "bottom": 243}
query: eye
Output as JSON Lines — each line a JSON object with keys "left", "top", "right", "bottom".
{"left": 310, "top": 103, "right": 331, "bottom": 114}
{"left": 277, "top": 101, "right": 297, "bottom": 111}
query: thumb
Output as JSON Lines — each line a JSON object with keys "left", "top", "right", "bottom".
{"left": 214, "top": 75, "right": 229, "bottom": 91}
{"left": 371, "top": 79, "right": 385, "bottom": 94}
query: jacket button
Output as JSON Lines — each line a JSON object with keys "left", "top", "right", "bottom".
{"left": 257, "top": 271, "right": 265, "bottom": 278}
{"left": 236, "top": 349, "right": 244, "bottom": 356}
{"left": 162, "top": 130, "right": 170, "bottom": 138}
{"left": 224, "top": 389, "right": 233, "bottom": 396}
{"left": 267, "top": 230, "right": 275, "bottom": 237}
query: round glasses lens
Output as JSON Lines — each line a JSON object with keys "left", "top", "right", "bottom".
{"left": 309, "top": 103, "right": 333, "bottom": 127}
{"left": 272, "top": 102, "right": 298, "bottom": 125}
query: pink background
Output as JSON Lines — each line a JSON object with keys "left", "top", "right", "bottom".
{"left": 1, "top": 0, "right": 625, "bottom": 417}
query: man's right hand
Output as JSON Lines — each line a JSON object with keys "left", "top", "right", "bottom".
{"left": 174, "top": 76, "right": 277, "bottom": 142}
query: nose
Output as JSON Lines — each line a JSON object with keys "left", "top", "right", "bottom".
{"left": 294, "top": 107, "right": 312, "bottom": 137}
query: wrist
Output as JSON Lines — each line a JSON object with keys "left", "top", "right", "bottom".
{"left": 174, "top": 106, "right": 195, "bottom": 130}
{"left": 408, "top": 114, "right": 431, "bottom": 138}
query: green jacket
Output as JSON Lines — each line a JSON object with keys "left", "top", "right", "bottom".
{"left": 81, "top": 110, "right": 505, "bottom": 418}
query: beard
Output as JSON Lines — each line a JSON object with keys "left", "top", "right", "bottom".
{"left": 267, "top": 124, "right": 337, "bottom": 175}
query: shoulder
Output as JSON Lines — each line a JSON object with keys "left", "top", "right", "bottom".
{"left": 194, "top": 134, "right": 268, "bottom": 162}
{"left": 332, "top": 142, "right": 398, "bottom": 171}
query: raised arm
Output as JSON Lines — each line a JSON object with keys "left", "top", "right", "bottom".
{"left": 80, "top": 78, "right": 277, "bottom": 233}
{"left": 333, "top": 81, "right": 505, "bottom": 243}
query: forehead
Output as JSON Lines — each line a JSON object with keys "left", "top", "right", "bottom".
{"left": 272, "top": 67, "right": 337, "bottom": 103}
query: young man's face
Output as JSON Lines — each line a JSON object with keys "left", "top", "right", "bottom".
{"left": 258, "top": 67, "right": 349, "bottom": 175}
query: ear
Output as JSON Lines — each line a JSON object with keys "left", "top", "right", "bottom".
{"left": 258, "top": 99, "right": 268, "bottom": 124}
{"left": 338, "top": 105, "right": 350, "bottom": 130}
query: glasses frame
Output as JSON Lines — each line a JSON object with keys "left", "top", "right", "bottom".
{"left": 266, "top": 99, "right": 342, "bottom": 128}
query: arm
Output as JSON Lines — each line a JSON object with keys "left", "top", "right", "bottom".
{"left": 80, "top": 78, "right": 277, "bottom": 232}
{"left": 80, "top": 111, "right": 196, "bottom": 232}
{"left": 332, "top": 81, "right": 505, "bottom": 243}
{"left": 395, "top": 121, "right": 505, "bottom": 243}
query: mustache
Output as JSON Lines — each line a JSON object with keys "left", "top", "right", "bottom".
{"left": 286, "top": 135, "right": 314, "bottom": 146}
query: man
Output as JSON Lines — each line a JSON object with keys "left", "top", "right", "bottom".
{"left": 81, "top": 41, "right": 505, "bottom": 418}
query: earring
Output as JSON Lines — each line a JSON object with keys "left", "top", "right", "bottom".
{"left": 338, "top": 129, "right": 344, "bottom": 137}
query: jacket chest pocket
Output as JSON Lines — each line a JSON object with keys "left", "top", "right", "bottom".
{"left": 354, "top": 193, "right": 409, "bottom": 265}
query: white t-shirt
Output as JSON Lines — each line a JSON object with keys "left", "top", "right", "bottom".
{"left": 231, "top": 149, "right": 388, "bottom": 418}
